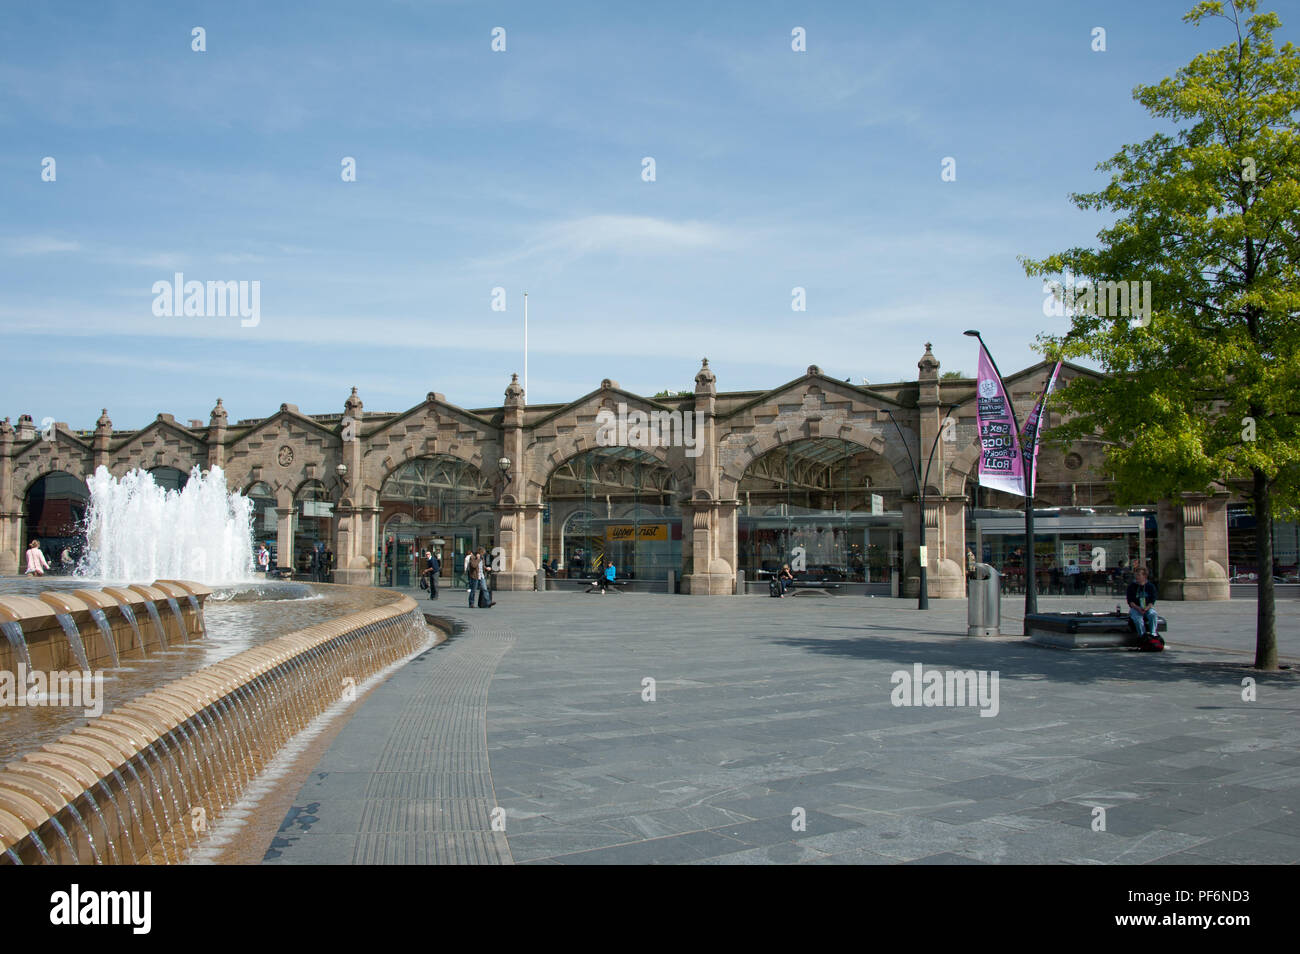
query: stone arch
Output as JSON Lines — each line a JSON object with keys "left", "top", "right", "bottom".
{"left": 718, "top": 422, "right": 916, "bottom": 499}
{"left": 19, "top": 468, "right": 92, "bottom": 564}
{"left": 12, "top": 442, "right": 93, "bottom": 507}
{"left": 534, "top": 427, "right": 692, "bottom": 501}
{"left": 361, "top": 433, "right": 494, "bottom": 508}
{"left": 110, "top": 424, "right": 206, "bottom": 476}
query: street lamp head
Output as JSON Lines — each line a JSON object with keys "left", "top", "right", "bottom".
{"left": 335, "top": 463, "right": 347, "bottom": 477}
{"left": 498, "top": 456, "right": 512, "bottom": 475}
{"left": 963, "top": 329, "right": 981, "bottom": 338}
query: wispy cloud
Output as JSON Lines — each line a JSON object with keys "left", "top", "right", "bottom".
{"left": 3, "top": 236, "right": 81, "bottom": 255}
{"left": 477, "top": 214, "right": 738, "bottom": 268}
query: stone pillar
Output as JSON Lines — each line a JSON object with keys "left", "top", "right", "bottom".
{"left": 333, "top": 387, "right": 373, "bottom": 586}
{"left": 92, "top": 409, "right": 112, "bottom": 472}
{"left": 684, "top": 359, "right": 732, "bottom": 595}
{"left": 496, "top": 374, "right": 539, "bottom": 590}
{"left": 935, "top": 495, "right": 967, "bottom": 598}
{"left": 207, "top": 399, "right": 227, "bottom": 470}
{"left": 275, "top": 507, "right": 295, "bottom": 574}
{"left": 901, "top": 344, "right": 964, "bottom": 598}
{"left": 1158, "top": 492, "right": 1230, "bottom": 600}
{"left": 901, "top": 497, "right": 921, "bottom": 597}
{"left": 0, "top": 418, "right": 18, "bottom": 575}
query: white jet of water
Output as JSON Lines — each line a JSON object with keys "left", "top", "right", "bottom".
{"left": 79, "top": 465, "right": 256, "bottom": 585}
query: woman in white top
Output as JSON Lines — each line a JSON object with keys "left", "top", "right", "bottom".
{"left": 25, "top": 540, "right": 50, "bottom": 575}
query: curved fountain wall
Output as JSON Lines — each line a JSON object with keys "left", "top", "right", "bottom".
{"left": 0, "top": 589, "right": 428, "bottom": 865}
{"left": 0, "top": 581, "right": 210, "bottom": 672}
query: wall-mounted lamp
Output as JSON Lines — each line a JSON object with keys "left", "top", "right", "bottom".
{"left": 498, "top": 457, "right": 512, "bottom": 482}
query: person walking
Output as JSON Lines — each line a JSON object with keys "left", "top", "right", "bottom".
{"left": 478, "top": 547, "right": 494, "bottom": 607}
{"left": 25, "top": 540, "right": 50, "bottom": 576}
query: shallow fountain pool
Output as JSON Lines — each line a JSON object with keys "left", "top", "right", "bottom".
{"left": 0, "top": 580, "right": 400, "bottom": 764}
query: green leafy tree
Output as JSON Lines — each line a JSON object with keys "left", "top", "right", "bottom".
{"left": 1022, "top": 0, "right": 1300, "bottom": 669}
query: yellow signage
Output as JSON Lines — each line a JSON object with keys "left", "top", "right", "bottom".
{"left": 605, "top": 524, "right": 668, "bottom": 542}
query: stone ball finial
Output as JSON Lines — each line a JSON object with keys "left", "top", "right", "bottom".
{"left": 918, "top": 342, "right": 940, "bottom": 372}
{"left": 95, "top": 408, "right": 112, "bottom": 431}
{"left": 505, "top": 373, "right": 524, "bottom": 402}
{"left": 209, "top": 398, "right": 228, "bottom": 426}
{"left": 807, "top": 364, "right": 822, "bottom": 377}
{"left": 600, "top": 378, "right": 615, "bottom": 390}
{"left": 344, "top": 386, "right": 363, "bottom": 414}
{"left": 695, "top": 357, "right": 716, "bottom": 390}
{"left": 0, "top": 417, "right": 12, "bottom": 439}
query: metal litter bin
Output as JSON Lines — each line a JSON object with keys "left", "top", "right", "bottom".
{"left": 967, "top": 563, "right": 1001, "bottom": 636}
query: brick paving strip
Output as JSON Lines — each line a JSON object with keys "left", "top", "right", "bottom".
{"left": 264, "top": 621, "right": 516, "bottom": 864}
{"left": 266, "top": 591, "right": 1300, "bottom": 865}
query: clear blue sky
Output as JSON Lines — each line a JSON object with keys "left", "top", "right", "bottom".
{"left": 2, "top": 0, "right": 1289, "bottom": 427}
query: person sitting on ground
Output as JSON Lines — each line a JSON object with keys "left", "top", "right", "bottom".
{"left": 1126, "top": 566, "right": 1161, "bottom": 644}
{"left": 24, "top": 540, "right": 49, "bottom": 576}
{"left": 778, "top": 563, "right": 794, "bottom": 597}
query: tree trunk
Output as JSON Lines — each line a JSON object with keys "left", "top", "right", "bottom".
{"left": 1253, "top": 469, "right": 1278, "bottom": 669}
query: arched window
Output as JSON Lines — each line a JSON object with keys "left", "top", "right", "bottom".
{"left": 737, "top": 438, "right": 899, "bottom": 584}
{"left": 148, "top": 466, "right": 190, "bottom": 492}
{"left": 22, "top": 471, "right": 90, "bottom": 570}
{"left": 377, "top": 456, "right": 492, "bottom": 587}
{"left": 543, "top": 448, "right": 679, "bottom": 583}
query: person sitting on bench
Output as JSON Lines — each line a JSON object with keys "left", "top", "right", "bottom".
{"left": 600, "top": 559, "right": 616, "bottom": 594}
{"left": 1126, "top": 566, "right": 1160, "bottom": 640}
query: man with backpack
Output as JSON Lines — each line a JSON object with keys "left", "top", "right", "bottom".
{"left": 421, "top": 549, "right": 440, "bottom": 600}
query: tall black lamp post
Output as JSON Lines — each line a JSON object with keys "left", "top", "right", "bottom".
{"left": 885, "top": 404, "right": 960, "bottom": 610}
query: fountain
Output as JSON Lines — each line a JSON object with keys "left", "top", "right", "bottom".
{"left": 79, "top": 465, "right": 256, "bottom": 586}
{"left": 0, "top": 464, "right": 437, "bottom": 865}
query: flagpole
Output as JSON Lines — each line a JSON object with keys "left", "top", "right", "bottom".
{"left": 966, "top": 331, "right": 1036, "bottom": 615}
{"left": 523, "top": 292, "right": 528, "bottom": 402}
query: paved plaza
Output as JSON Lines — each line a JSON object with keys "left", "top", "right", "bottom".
{"left": 264, "top": 591, "right": 1300, "bottom": 865}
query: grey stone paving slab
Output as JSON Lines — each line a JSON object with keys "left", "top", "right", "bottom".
{"left": 261, "top": 589, "right": 1299, "bottom": 864}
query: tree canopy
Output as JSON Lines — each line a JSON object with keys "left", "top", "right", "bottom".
{"left": 1021, "top": 0, "right": 1300, "bottom": 667}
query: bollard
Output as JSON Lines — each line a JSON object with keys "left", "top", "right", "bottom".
{"left": 735, "top": 570, "right": 745, "bottom": 595}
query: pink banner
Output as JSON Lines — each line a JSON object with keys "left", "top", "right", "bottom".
{"left": 975, "top": 342, "right": 1026, "bottom": 496}
{"left": 1019, "top": 359, "right": 1063, "bottom": 497}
